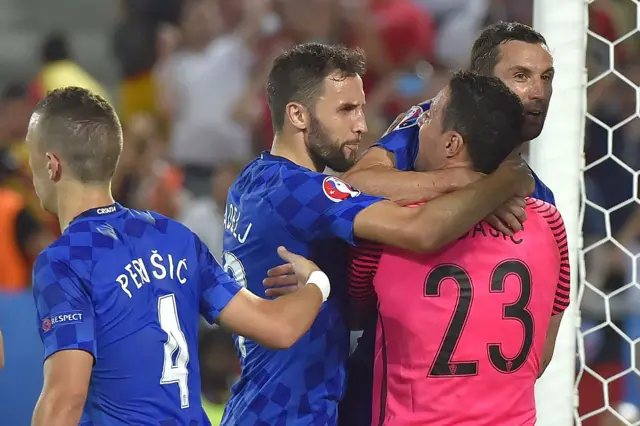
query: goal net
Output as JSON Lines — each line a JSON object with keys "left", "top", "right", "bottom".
{"left": 532, "top": 0, "right": 640, "bottom": 425}
{"left": 530, "top": 0, "right": 584, "bottom": 425}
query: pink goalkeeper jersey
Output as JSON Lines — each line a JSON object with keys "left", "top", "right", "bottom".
{"left": 349, "top": 198, "right": 570, "bottom": 426}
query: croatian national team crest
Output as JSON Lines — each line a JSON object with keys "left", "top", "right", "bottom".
{"left": 322, "top": 176, "right": 361, "bottom": 202}
{"left": 393, "top": 104, "right": 425, "bottom": 131}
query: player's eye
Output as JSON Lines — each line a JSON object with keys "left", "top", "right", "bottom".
{"left": 340, "top": 104, "right": 358, "bottom": 113}
{"left": 541, "top": 74, "right": 553, "bottom": 82}
{"left": 514, "top": 73, "right": 527, "bottom": 81}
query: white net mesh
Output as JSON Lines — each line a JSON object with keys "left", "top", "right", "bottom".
{"left": 578, "top": 0, "right": 640, "bottom": 424}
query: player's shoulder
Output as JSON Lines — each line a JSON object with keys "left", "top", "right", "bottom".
{"left": 243, "top": 152, "right": 360, "bottom": 202}
{"left": 526, "top": 198, "right": 564, "bottom": 231}
{"left": 526, "top": 197, "right": 561, "bottom": 216}
{"left": 33, "top": 242, "right": 78, "bottom": 290}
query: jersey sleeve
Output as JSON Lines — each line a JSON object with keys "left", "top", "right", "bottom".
{"left": 348, "top": 240, "right": 383, "bottom": 303}
{"left": 32, "top": 251, "right": 97, "bottom": 361}
{"left": 196, "top": 234, "right": 243, "bottom": 323}
{"left": 370, "top": 101, "right": 430, "bottom": 171}
{"left": 533, "top": 200, "right": 570, "bottom": 315}
{"left": 267, "top": 171, "right": 384, "bottom": 245}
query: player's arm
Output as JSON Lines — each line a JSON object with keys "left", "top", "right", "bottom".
{"left": 353, "top": 154, "right": 534, "bottom": 252}
{"left": 32, "top": 351, "right": 92, "bottom": 426}
{"left": 31, "top": 254, "right": 96, "bottom": 426}
{"left": 198, "top": 239, "right": 327, "bottom": 350}
{"left": 538, "top": 203, "right": 571, "bottom": 378}
{"left": 343, "top": 146, "right": 482, "bottom": 206}
{"left": 348, "top": 241, "right": 382, "bottom": 330}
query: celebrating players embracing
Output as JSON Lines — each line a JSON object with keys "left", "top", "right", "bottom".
{"left": 27, "top": 87, "right": 334, "bottom": 426}
{"left": 221, "top": 43, "right": 535, "bottom": 425}
{"left": 349, "top": 72, "right": 569, "bottom": 425}
{"left": 339, "top": 22, "right": 558, "bottom": 425}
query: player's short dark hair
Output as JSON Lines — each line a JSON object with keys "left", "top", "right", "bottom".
{"left": 34, "top": 87, "right": 122, "bottom": 183}
{"left": 470, "top": 22, "right": 547, "bottom": 76}
{"left": 266, "top": 43, "right": 366, "bottom": 131}
{"left": 444, "top": 71, "right": 524, "bottom": 174}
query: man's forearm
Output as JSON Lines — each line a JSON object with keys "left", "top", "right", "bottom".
{"left": 32, "top": 393, "right": 85, "bottom": 426}
{"left": 266, "top": 284, "right": 324, "bottom": 348}
{"left": 343, "top": 166, "right": 465, "bottom": 205}
{"left": 411, "top": 172, "right": 519, "bottom": 251}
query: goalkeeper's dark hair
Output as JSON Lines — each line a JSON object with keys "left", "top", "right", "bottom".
{"left": 266, "top": 43, "right": 366, "bottom": 132}
{"left": 444, "top": 71, "right": 525, "bottom": 174}
{"left": 470, "top": 22, "right": 547, "bottom": 76}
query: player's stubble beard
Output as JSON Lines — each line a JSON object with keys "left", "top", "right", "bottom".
{"left": 306, "top": 112, "right": 358, "bottom": 173}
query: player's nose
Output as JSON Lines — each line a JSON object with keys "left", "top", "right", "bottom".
{"left": 353, "top": 116, "right": 368, "bottom": 135}
{"left": 528, "top": 77, "right": 545, "bottom": 101}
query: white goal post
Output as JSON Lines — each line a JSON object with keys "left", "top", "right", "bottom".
{"left": 531, "top": 0, "right": 587, "bottom": 425}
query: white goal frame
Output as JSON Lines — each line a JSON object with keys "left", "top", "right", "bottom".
{"left": 531, "top": 0, "right": 587, "bottom": 425}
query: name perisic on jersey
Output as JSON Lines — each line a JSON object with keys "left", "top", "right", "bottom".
{"left": 224, "top": 202, "right": 251, "bottom": 244}
{"left": 116, "top": 250, "right": 188, "bottom": 298}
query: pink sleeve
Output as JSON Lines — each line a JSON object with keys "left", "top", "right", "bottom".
{"left": 348, "top": 240, "right": 383, "bottom": 303}
{"left": 530, "top": 199, "right": 570, "bottom": 315}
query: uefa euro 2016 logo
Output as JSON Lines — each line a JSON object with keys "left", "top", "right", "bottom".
{"left": 322, "top": 176, "right": 361, "bottom": 203}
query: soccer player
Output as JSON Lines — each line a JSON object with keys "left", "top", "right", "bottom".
{"left": 26, "top": 87, "right": 336, "bottom": 426}
{"left": 348, "top": 71, "right": 570, "bottom": 425}
{"left": 221, "top": 43, "right": 533, "bottom": 425}
{"left": 339, "top": 22, "right": 557, "bottom": 425}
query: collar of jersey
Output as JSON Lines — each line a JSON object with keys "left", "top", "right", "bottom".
{"left": 260, "top": 151, "right": 297, "bottom": 166}
{"left": 69, "top": 202, "right": 126, "bottom": 225}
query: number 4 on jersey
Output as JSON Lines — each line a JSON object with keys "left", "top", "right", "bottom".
{"left": 158, "top": 294, "right": 190, "bottom": 408}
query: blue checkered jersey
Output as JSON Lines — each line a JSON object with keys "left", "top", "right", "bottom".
{"left": 372, "top": 100, "right": 556, "bottom": 203}
{"left": 32, "top": 203, "right": 242, "bottom": 426}
{"left": 341, "top": 102, "right": 557, "bottom": 426}
{"left": 220, "top": 152, "right": 383, "bottom": 425}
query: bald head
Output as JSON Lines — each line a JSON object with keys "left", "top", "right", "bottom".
{"left": 30, "top": 87, "right": 122, "bottom": 183}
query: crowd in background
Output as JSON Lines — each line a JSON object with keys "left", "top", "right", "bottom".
{"left": 0, "top": 0, "right": 637, "bottom": 425}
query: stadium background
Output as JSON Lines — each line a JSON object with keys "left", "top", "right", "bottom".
{"left": 0, "top": 0, "right": 634, "bottom": 424}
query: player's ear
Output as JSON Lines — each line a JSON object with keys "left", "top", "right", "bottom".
{"left": 443, "top": 131, "right": 464, "bottom": 159}
{"left": 45, "top": 152, "right": 62, "bottom": 182}
{"left": 285, "top": 102, "right": 308, "bottom": 131}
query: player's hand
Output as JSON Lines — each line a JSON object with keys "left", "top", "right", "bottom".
{"left": 263, "top": 247, "right": 320, "bottom": 297}
{"left": 485, "top": 197, "right": 527, "bottom": 235}
{"left": 495, "top": 150, "right": 535, "bottom": 197}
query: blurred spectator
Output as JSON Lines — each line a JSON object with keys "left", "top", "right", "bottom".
{"left": 113, "top": 114, "right": 184, "bottom": 217}
{"left": 113, "top": 0, "right": 182, "bottom": 123}
{"left": 0, "top": 148, "right": 52, "bottom": 292}
{"left": 179, "top": 162, "right": 244, "bottom": 260}
{"left": 199, "top": 326, "right": 240, "bottom": 425}
{"left": 155, "top": 0, "right": 270, "bottom": 197}
{"left": 30, "top": 32, "right": 110, "bottom": 104}
{"left": 415, "top": 0, "right": 489, "bottom": 69}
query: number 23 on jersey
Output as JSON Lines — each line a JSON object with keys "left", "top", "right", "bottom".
{"left": 426, "top": 260, "right": 534, "bottom": 377}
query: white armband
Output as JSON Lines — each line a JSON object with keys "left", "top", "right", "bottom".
{"left": 306, "top": 270, "right": 330, "bottom": 302}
